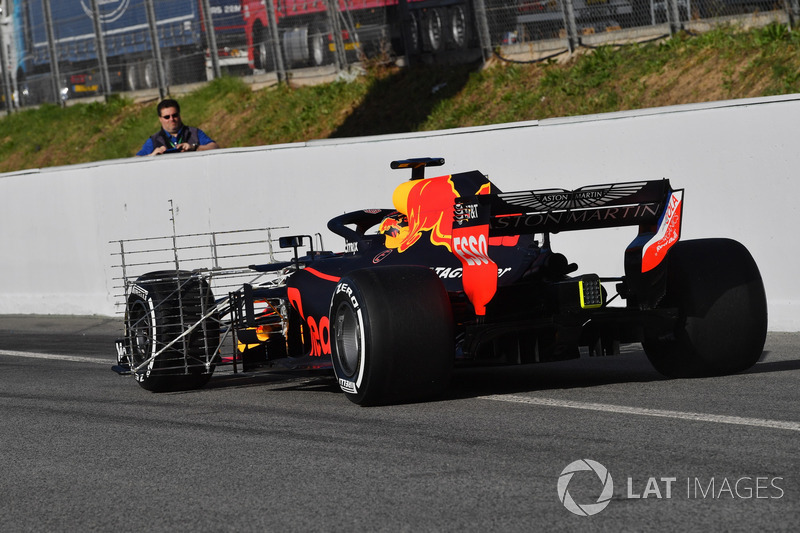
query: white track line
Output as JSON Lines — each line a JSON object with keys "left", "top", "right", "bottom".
{"left": 0, "top": 349, "right": 109, "bottom": 365}
{"left": 480, "top": 394, "right": 800, "bottom": 432}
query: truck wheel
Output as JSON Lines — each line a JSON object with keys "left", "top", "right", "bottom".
{"left": 256, "top": 27, "right": 276, "bottom": 72}
{"left": 449, "top": 5, "right": 469, "bottom": 49}
{"left": 424, "top": 8, "right": 444, "bottom": 52}
{"left": 309, "top": 24, "right": 330, "bottom": 67}
{"left": 125, "top": 271, "right": 219, "bottom": 392}
{"left": 643, "top": 239, "right": 767, "bottom": 378}
{"left": 406, "top": 11, "right": 421, "bottom": 56}
{"left": 330, "top": 266, "right": 454, "bottom": 406}
{"left": 126, "top": 63, "right": 138, "bottom": 91}
{"left": 142, "top": 61, "right": 157, "bottom": 89}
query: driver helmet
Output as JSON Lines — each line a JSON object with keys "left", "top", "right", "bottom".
{"left": 378, "top": 211, "right": 408, "bottom": 248}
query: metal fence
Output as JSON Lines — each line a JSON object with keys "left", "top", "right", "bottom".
{"left": 483, "top": 0, "right": 798, "bottom": 57}
{"left": 1, "top": 0, "right": 797, "bottom": 111}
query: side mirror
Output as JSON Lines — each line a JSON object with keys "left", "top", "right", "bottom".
{"left": 279, "top": 236, "right": 306, "bottom": 249}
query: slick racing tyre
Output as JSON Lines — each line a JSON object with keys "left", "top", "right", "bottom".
{"left": 330, "top": 266, "right": 454, "bottom": 406}
{"left": 125, "top": 271, "right": 219, "bottom": 392}
{"left": 643, "top": 239, "right": 767, "bottom": 378}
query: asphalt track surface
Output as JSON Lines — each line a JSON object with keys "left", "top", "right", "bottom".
{"left": 0, "top": 315, "right": 798, "bottom": 531}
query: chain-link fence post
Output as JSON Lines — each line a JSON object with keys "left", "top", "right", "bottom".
{"left": 325, "top": 0, "right": 348, "bottom": 73}
{"left": 0, "top": 11, "right": 13, "bottom": 114}
{"left": 89, "top": 0, "right": 112, "bottom": 101}
{"left": 201, "top": 0, "right": 221, "bottom": 80}
{"left": 43, "top": 0, "right": 63, "bottom": 106}
{"left": 145, "top": 0, "right": 168, "bottom": 99}
{"left": 563, "top": 0, "right": 580, "bottom": 53}
{"left": 472, "top": 0, "right": 493, "bottom": 63}
{"left": 397, "top": 0, "right": 416, "bottom": 66}
{"left": 265, "top": 0, "right": 287, "bottom": 84}
{"left": 788, "top": 0, "right": 800, "bottom": 27}
{"left": 668, "top": 0, "right": 682, "bottom": 35}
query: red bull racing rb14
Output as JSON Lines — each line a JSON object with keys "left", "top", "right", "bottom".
{"left": 113, "top": 157, "right": 768, "bottom": 405}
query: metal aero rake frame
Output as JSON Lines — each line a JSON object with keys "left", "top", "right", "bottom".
{"left": 110, "top": 208, "right": 294, "bottom": 376}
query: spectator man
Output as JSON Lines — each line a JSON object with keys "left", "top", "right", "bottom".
{"left": 136, "top": 98, "right": 219, "bottom": 156}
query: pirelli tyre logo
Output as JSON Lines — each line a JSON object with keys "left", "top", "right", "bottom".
{"left": 338, "top": 378, "right": 357, "bottom": 394}
{"left": 131, "top": 284, "right": 148, "bottom": 299}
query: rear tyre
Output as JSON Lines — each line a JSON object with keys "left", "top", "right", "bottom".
{"left": 125, "top": 271, "right": 219, "bottom": 392}
{"left": 330, "top": 266, "right": 454, "bottom": 406}
{"left": 643, "top": 239, "right": 767, "bottom": 378}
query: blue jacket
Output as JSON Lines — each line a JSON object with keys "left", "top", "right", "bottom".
{"left": 136, "top": 126, "right": 214, "bottom": 156}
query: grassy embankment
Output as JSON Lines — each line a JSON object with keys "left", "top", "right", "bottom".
{"left": 1, "top": 23, "right": 799, "bottom": 173}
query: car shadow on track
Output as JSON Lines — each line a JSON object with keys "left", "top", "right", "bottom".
{"left": 202, "top": 369, "right": 340, "bottom": 394}
{"left": 189, "top": 346, "right": 793, "bottom": 404}
{"left": 194, "top": 349, "right": 667, "bottom": 402}
{"left": 738, "top": 355, "right": 800, "bottom": 375}
{"left": 445, "top": 350, "right": 667, "bottom": 401}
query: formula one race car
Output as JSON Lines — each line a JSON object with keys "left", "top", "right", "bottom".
{"left": 112, "top": 157, "right": 768, "bottom": 405}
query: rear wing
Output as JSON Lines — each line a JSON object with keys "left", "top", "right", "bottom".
{"left": 451, "top": 179, "right": 684, "bottom": 314}
{"left": 456, "top": 180, "right": 677, "bottom": 235}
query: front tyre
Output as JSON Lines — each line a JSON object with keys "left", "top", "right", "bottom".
{"left": 330, "top": 267, "right": 454, "bottom": 406}
{"left": 644, "top": 239, "right": 767, "bottom": 377}
{"left": 125, "top": 271, "right": 219, "bottom": 392}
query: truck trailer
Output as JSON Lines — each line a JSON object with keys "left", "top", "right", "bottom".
{"left": 14, "top": 0, "right": 247, "bottom": 103}
{"left": 241, "top": 0, "right": 477, "bottom": 71}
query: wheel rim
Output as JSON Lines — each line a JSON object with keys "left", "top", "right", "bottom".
{"left": 408, "top": 13, "right": 420, "bottom": 54}
{"left": 450, "top": 6, "right": 467, "bottom": 48}
{"left": 334, "top": 302, "right": 361, "bottom": 378}
{"left": 126, "top": 64, "right": 138, "bottom": 91}
{"left": 426, "top": 10, "right": 443, "bottom": 51}
{"left": 310, "top": 30, "right": 325, "bottom": 67}
{"left": 128, "top": 298, "right": 153, "bottom": 368}
{"left": 258, "top": 41, "right": 270, "bottom": 70}
{"left": 143, "top": 62, "right": 157, "bottom": 89}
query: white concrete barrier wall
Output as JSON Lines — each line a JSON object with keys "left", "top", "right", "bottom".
{"left": 1, "top": 94, "right": 798, "bottom": 330}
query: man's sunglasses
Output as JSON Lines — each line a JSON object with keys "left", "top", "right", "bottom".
{"left": 160, "top": 113, "right": 180, "bottom": 119}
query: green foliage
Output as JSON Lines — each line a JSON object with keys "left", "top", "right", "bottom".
{"left": 754, "top": 22, "right": 789, "bottom": 46}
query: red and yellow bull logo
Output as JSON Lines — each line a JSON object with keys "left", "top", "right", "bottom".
{"left": 387, "top": 175, "right": 491, "bottom": 253}
{"left": 385, "top": 173, "right": 498, "bottom": 315}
